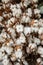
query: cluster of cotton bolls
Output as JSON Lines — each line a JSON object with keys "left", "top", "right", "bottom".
{"left": 0, "top": 0, "right": 43, "bottom": 65}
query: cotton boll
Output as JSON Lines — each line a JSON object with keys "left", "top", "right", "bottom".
{"left": 16, "top": 38, "right": 22, "bottom": 45}
{"left": 23, "top": 60, "right": 28, "bottom": 65}
{"left": 0, "top": 16, "right": 3, "bottom": 22}
{"left": 25, "top": 17, "right": 31, "bottom": 23}
{"left": 23, "top": 0, "right": 30, "bottom": 7}
{"left": 16, "top": 33, "right": 26, "bottom": 44}
{"left": 2, "top": 58, "right": 12, "bottom": 65}
{"left": 16, "top": 24, "right": 24, "bottom": 33}
{"left": 10, "top": 17, "right": 16, "bottom": 23}
{"left": 29, "top": 43, "right": 37, "bottom": 52}
{"left": 41, "top": 40, "right": 43, "bottom": 45}
{"left": 38, "top": 27, "right": 43, "bottom": 34}
{"left": 3, "top": 46, "right": 13, "bottom": 55}
{"left": 23, "top": 1, "right": 29, "bottom": 7}
{"left": 14, "top": 63, "right": 20, "bottom": 65}
{"left": 24, "top": 27, "right": 31, "bottom": 35}
{"left": 21, "top": 15, "right": 31, "bottom": 23}
{"left": 37, "top": 46, "right": 43, "bottom": 57}
{"left": 7, "top": 40, "right": 14, "bottom": 46}
{"left": 40, "top": 6, "right": 43, "bottom": 14}
{"left": 0, "top": 34, "right": 5, "bottom": 42}
{"left": 33, "top": 0, "right": 38, "bottom": 3}
{"left": 16, "top": 4, "right": 21, "bottom": 9}
{"left": 0, "top": 51, "right": 5, "bottom": 61}
{"left": 15, "top": 49, "right": 22, "bottom": 59}
{"left": 2, "top": 0, "right": 10, "bottom": 3}
{"left": 26, "top": 47, "right": 30, "bottom": 54}
{"left": 16, "top": 9, "right": 22, "bottom": 18}
{"left": 19, "top": 33, "right": 26, "bottom": 43}
{"left": 8, "top": 28, "right": 16, "bottom": 39}
{"left": 27, "top": 8, "right": 32, "bottom": 17}
{"left": 34, "top": 38, "right": 40, "bottom": 45}
{"left": 34, "top": 9, "right": 40, "bottom": 14}
{"left": 31, "top": 27, "right": 39, "bottom": 32}
{"left": 37, "top": 58, "right": 42, "bottom": 64}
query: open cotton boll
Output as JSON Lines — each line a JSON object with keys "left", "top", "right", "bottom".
{"left": 37, "top": 58, "right": 42, "bottom": 64}
{"left": 0, "top": 34, "right": 5, "bottom": 42}
{"left": 21, "top": 16, "right": 31, "bottom": 23}
{"left": 29, "top": 43, "right": 37, "bottom": 51}
{"left": 0, "top": 16, "right": 3, "bottom": 22}
{"left": 26, "top": 8, "right": 32, "bottom": 17}
{"left": 34, "top": 9, "right": 40, "bottom": 14}
{"left": 15, "top": 49, "right": 22, "bottom": 59}
{"left": 8, "top": 28, "right": 16, "bottom": 39}
{"left": 16, "top": 33, "right": 26, "bottom": 45}
{"left": 2, "top": 58, "right": 12, "bottom": 65}
{"left": 24, "top": 27, "right": 31, "bottom": 35}
{"left": 12, "top": 9, "right": 22, "bottom": 18}
{"left": 37, "top": 46, "right": 43, "bottom": 57}
{"left": 2, "top": 0, "right": 10, "bottom": 3}
{"left": 23, "top": 60, "right": 28, "bottom": 65}
{"left": 19, "top": 33, "right": 26, "bottom": 43}
{"left": 31, "top": 27, "right": 39, "bottom": 32}
{"left": 16, "top": 24, "right": 24, "bottom": 33}
{"left": 38, "top": 27, "right": 43, "bottom": 34}
{"left": 23, "top": 0, "right": 30, "bottom": 7}
{"left": 2, "top": 46, "right": 13, "bottom": 55}
{"left": 7, "top": 39, "right": 14, "bottom": 46}
{"left": 0, "top": 51, "right": 5, "bottom": 61}
{"left": 10, "top": 17, "right": 16, "bottom": 23}
{"left": 34, "top": 38, "right": 40, "bottom": 45}
{"left": 33, "top": 0, "right": 38, "bottom": 3}
{"left": 15, "top": 63, "right": 20, "bottom": 65}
